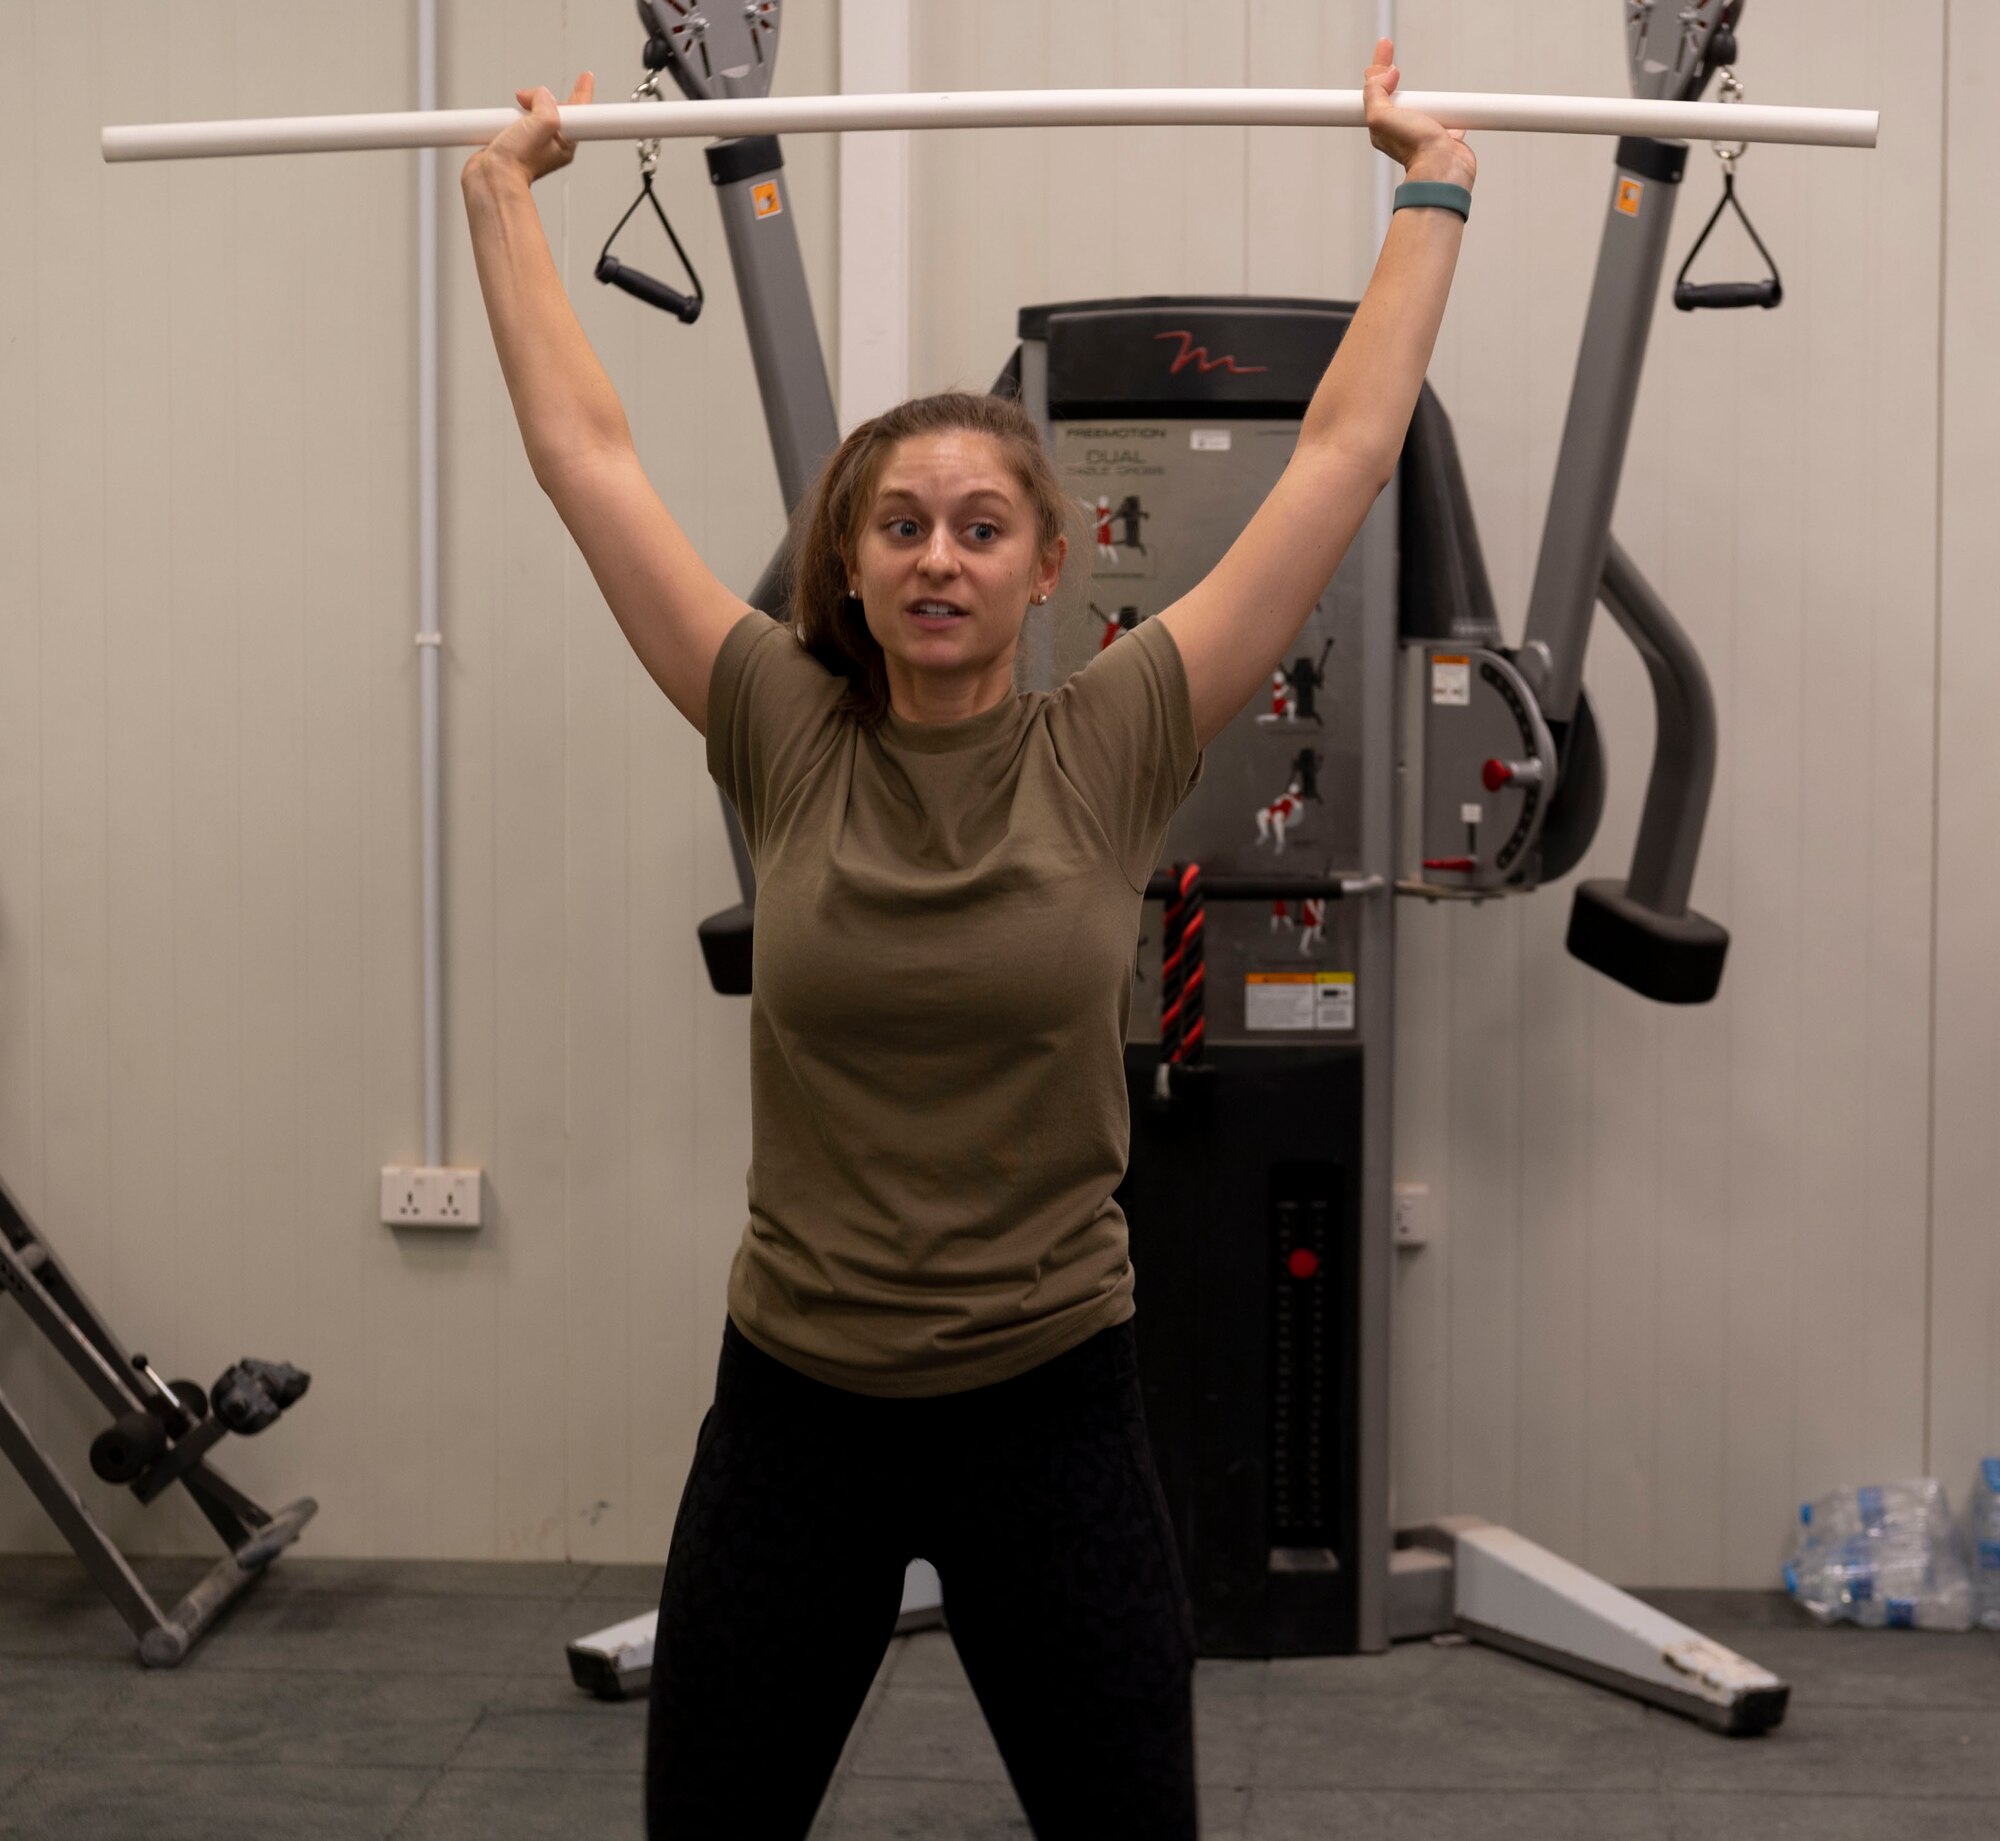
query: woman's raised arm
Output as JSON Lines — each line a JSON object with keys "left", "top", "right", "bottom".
{"left": 463, "top": 76, "right": 747, "bottom": 732}
{"left": 1158, "top": 39, "right": 1474, "bottom": 749}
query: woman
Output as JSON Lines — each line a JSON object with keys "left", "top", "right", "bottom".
{"left": 463, "top": 40, "right": 1472, "bottom": 1839}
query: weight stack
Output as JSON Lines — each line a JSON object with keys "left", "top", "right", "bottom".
{"left": 1118, "top": 1043, "right": 1363, "bottom": 1656}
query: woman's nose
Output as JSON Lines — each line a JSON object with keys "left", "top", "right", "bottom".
{"left": 919, "top": 531, "right": 959, "bottom": 576}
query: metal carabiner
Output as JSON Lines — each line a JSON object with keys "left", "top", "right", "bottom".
{"left": 1712, "top": 67, "right": 1749, "bottom": 174}
{"left": 632, "top": 70, "right": 664, "bottom": 182}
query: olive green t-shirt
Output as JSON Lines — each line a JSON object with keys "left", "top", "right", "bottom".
{"left": 707, "top": 609, "right": 1204, "bottom": 1397}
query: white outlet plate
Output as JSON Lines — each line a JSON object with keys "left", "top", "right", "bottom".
{"left": 381, "top": 1166, "right": 483, "bottom": 1230}
{"left": 1393, "top": 1181, "right": 1433, "bottom": 1248}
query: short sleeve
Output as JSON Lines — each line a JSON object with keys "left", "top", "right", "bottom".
{"left": 706, "top": 611, "right": 848, "bottom": 861}
{"left": 1043, "top": 615, "right": 1206, "bottom": 892}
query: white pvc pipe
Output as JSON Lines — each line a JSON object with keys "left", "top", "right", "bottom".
{"left": 101, "top": 87, "right": 1880, "bottom": 163}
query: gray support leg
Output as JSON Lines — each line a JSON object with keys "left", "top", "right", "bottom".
{"left": 137, "top": 1494, "right": 319, "bottom": 1668}
{"left": 1355, "top": 481, "right": 1399, "bottom": 1653}
{"left": 0, "top": 1384, "right": 168, "bottom": 1644}
{"left": 2, "top": 1185, "right": 152, "bottom": 1423}
{"left": 711, "top": 542, "right": 793, "bottom": 916}
{"left": 0, "top": 1373, "right": 317, "bottom": 1667}
{"left": 705, "top": 138, "right": 842, "bottom": 513}
{"left": 699, "top": 135, "right": 843, "bottom": 934}
{"left": 1519, "top": 140, "right": 1687, "bottom": 725}
{"left": 1597, "top": 536, "right": 1718, "bottom": 918}
{"left": 1561, "top": 536, "right": 1729, "bottom": 1002}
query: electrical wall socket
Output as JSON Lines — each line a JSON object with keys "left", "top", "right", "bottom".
{"left": 1392, "top": 1181, "right": 1433, "bottom": 1248}
{"left": 381, "top": 1166, "right": 483, "bottom": 1230}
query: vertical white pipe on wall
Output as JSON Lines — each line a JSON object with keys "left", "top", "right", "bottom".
{"left": 837, "top": 0, "right": 912, "bottom": 425}
{"left": 417, "top": 0, "right": 444, "bottom": 1168}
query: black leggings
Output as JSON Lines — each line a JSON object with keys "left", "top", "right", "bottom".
{"left": 645, "top": 1313, "right": 1199, "bottom": 1839}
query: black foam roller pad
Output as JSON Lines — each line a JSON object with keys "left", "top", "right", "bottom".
{"left": 698, "top": 904, "right": 755, "bottom": 997}
{"left": 1566, "top": 880, "right": 1728, "bottom": 1005}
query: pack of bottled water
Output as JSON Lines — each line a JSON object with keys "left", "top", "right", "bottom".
{"left": 1973, "top": 1459, "right": 2000, "bottom": 1631}
{"left": 1784, "top": 1478, "right": 1975, "bottom": 1631}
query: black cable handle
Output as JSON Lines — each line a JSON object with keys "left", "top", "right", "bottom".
{"left": 1674, "top": 168, "right": 1783, "bottom": 311}
{"left": 596, "top": 172, "right": 705, "bottom": 324}
{"left": 1675, "top": 67, "right": 1783, "bottom": 313}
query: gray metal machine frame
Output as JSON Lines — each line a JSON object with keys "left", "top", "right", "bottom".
{"left": 0, "top": 1174, "right": 317, "bottom": 1666}
{"left": 570, "top": 0, "right": 1782, "bottom": 1733}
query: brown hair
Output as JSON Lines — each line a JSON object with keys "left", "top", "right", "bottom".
{"left": 789, "top": 391, "right": 1072, "bottom": 728}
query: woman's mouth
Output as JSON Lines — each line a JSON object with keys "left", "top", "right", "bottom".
{"left": 908, "top": 599, "right": 970, "bottom": 628}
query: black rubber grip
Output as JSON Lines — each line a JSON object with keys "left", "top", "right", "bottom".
{"left": 594, "top": 255, "right": 703, "bottom": 324}
{"left": 1674, "top": 279, "right": 1783, "bottom": 311}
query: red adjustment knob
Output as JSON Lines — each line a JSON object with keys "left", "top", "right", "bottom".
{"left": 1287, "top": 1248, "right": 1320, "bottom": 1280}
{"left": 1423, "top": 857, "right": 1476, "bottom": 874}
{"left": 1481, "top": 758, "right": 1546, "bottom": 793}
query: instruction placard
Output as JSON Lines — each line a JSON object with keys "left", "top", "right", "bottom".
{"left": 1246, "top": 971, "right": 1355, "bottom": 1032}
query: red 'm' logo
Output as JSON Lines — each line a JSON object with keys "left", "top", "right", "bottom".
{"left": 1155, "top": 330, "right": 1268, "bottom": 376}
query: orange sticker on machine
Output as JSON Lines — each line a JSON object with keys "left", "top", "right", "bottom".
{"left": 1616, "top": 178, "right": 1644, "bottom": 217}
{"left": 751, "top": 181, "right": 783, "bottom": 219}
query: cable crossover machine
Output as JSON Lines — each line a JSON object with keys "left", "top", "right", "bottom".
{"left": 59, "top": 0, "right": 1877, "bottom": 1710}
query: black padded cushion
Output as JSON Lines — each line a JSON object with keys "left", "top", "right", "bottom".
{"left": 1567, "top": 880, "right": 1728, "bottom": 1004}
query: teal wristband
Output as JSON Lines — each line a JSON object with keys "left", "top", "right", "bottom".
{"left": 1393, "top": 180, "right": 1472, "bottom": 222}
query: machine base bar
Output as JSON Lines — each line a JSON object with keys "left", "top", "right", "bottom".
{"left": 566, "top": 1560, "right": 945, "bottom": 1702}
{"left": 1458, "top": 1615, "right": 1790, "bottom": 1736}
{"left": 139, "top": 1495, "right": 319, "bottom": 1668}
{"left": 1401, "top": 1516, "right": 1789, "bottom": 1735}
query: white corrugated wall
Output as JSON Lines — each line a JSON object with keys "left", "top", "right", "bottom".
{"left": 2, "top": 0, "right": 1995, "bottom": 1588}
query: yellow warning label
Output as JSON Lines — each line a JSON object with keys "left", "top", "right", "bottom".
{"left": 1616, "top": 178, "right": 1644, "bottom": 217}
{"left": 1431, "top": 655, "right": 1472, "bottom": 707}
{"left": 751, "top": 181, "right": 783, "bottom": 219}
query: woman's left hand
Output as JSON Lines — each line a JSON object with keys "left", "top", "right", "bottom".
{"left": 1364, "top": 37, "right": 1476, "bottom": 190}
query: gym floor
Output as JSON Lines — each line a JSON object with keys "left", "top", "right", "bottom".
{"left": 2, "top": 1559, "right": 1997, "bottom": 1838}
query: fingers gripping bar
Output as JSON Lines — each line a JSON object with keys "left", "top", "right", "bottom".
{"left": 101, "top": 89, "right": 1879, "bottom": 164}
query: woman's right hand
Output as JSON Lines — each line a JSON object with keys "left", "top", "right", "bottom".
{"left": 1363, "top": 38, "right": 1475, "bottom": 192}
{"left": 462, "top": 71, "right": 595, "bottom": 190}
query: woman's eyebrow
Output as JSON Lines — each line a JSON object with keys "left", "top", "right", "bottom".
{"left": 875, "top": 484, "right": 1015, "bottom": 507}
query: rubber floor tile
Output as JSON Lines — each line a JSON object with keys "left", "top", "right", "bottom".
{"left": 4, "top": 1759, "right": 431, "bottom": 1841}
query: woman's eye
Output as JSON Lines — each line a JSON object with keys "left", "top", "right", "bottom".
{"left": 969, "top": 522, "right": 998, "bottom": 542}
{"left": 889, "top": 518, "right": 920, "bottom": 537}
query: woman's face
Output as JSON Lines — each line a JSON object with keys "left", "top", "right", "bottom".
{"left": 848, "top": 430, "right": 1066, "bottom": 710}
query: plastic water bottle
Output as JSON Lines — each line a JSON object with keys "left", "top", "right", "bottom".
{"left": 1784, "top": 1478, "right": 1975, "bottom": 1631}
{"left": 1796, "top": 1480, "right": 1937, "bottom": 1542}
{"left": 1972, "top": 1459, "right": 2000, "bottom": 1632}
